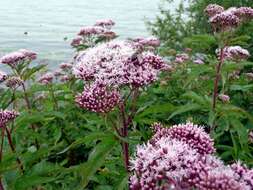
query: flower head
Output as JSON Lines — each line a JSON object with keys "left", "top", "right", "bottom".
{"left": 134, "top": 37, "right": 160, "bottom": 47}
{"left": 71, "top": 37, "right": 82, "bottom": 47}
{"left": 18, "top": 49, "right": 37, "bottom": 60}
{"left": 209, "top": 10, "right": 240, "bottom": 31}
{"left": 0, "top": 110, "right": 19, "bottom": 128}
{"left": 204, "top": 4, "right": 224, "bottom": 17}
{"left": 5, "top": 76, "right": 23, "bottom": 89}
{"left": 95, "top": 19, "right": 115, "bottom": 29}
{"left": 223, "top": 46, "right": 250, "bottom": 61}
{"left": 78, "top": 26, "right": 105, "bottom": 36}
{"left": 73, "top": 40, "right": 165, "bottom": 87}
{"left": 0, "top": 51, "right": 26, "bottom": 67}
{"left": 175, "top": 53, "right": 190, "bottom": 64}
{"left": 151, "top": 122, "right": 215, "bottom": 155}
{"left": 59, "top": 62, "right": 73, "bottom": 70}
{"left": 75, "top": 82, "right": 120, "bottom": 113}
{"left": 38, "top": 72, "right": 54, "bottom": 85}
{"left": 218, "top": 94, "right": 230, "bottom": 103}
{"left": 0, "top": 70, "right": 7, "bottom": 82}
{"left": 0, "top": 49, "right": 37, "bottom": 67}
{"left": 235, "top": 7, "right": 253, "bottom": 20}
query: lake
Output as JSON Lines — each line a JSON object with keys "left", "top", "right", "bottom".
{"left": 0, "top": 0, "right": 162, "bottom": 66}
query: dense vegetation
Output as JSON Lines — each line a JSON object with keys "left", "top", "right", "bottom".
{"left": 0, "top": 1, "right": 253, "bottom": 190}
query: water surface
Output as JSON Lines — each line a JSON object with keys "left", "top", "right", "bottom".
{"left": 0, "top": 0, "right": 161, "bottom": 65}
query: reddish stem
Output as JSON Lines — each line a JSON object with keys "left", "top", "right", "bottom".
{"left": 211, "top": 47, "right": 225, "bottom": 130}
{"left": 5, "top": 127, "right": 24, "bottom": 174}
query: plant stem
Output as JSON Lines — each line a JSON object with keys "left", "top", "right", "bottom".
{"left": 5, "top": 127, "right": 24, "bottom": 174}
{"left": 49, "top": 84, "right": 58, "bottom": 110}
{"left": 211, "top": 47, "right": 225, "bottom": 131}
{"left": 119, "top": 103, "right": 130, "bottom": 172}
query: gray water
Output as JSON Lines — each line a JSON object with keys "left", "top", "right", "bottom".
{"left": 0, "top": 0, "right": 161, "bottom": 65}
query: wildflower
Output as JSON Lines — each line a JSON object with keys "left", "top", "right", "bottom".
{"left": 60, "top": 75, "right": 71, "bottom": 82}
{"left": 0, "top": 110, "right": 19, "bottom": 128}
{"left": 73, "top": 40, "right": 166, "bottom": 87}
{"left": 18, "top": 49, "right": 37, "bottom": 60}
{"left": 71, "top": 37, "right": 82, "bottom": 47}
{"left": 0, "top": 51, "right": 26, "bottom": 67}
{"left": 75, "top": 82, "right": 120, "bottom": 113}
{"left": 59, "top": 62, "right": 73, "bottom": 70}
{"left": 130, "top": 137, "right": 199, "bottom": 190}
{"left": 209, "top": 10, "right": 240, "bottom": 31}
{"left": 134, "top": 37, "right": 160, "bottom": 47}
{"left": 245, "top": 73, "right": 253, "bottom": 80}
{"left": 0, "top": 49, "right": 37, "bottom": 67}
{"left": 5, "top": 76, "right": 23, "bottom": 89}
{"left": 235, "top": 7, "right": 253, "bottom": 20}
{"left": 98, "top": 31, "right": 116, "bottom": 40}
{"left": 224, "top": 46, "right": 250, "bottom": 61}
{"left": 204, "top": 4, "right": 224, "bottom": 17}
{"left": 175, "top": 53, "right": 190, "bottom": 64}
{"left": 130, "top": 122, "right": 253, "bottom": 189}
{"left": 54, "top": 69, "right": 63, "bottom": 77}
{"left": 151, "top": 122, "right": 215, "bottom": 155}
{"left": 38, "top": 72, "right": 53, "bottom": 85}
{"left": 0, "top": 70, "right": 7, "bottom": 82}
{"left": 95, "top": 19, "right": 115, "bottom": 29}
{"left": 78, "top": 26, "right": 105, "bottom": 36}
{"left": 218, "top": 94, "right": 230, "bottom": 103}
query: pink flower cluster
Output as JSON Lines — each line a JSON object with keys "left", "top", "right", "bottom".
{"left": 71, "top": 19, "right": 117, "bottom": 48}
{"left": 0, "top": 49, "right": 37, "bottom": 67}
{"left": 205, "top": 4, "right": 253, "bottom": 31}
{"left": 0, "top": 70, "right": 7, "bottom": 82}
{"left": 0, "top": 110, "right": 19, "bottom": 128}
{"left": 73, "top": 40, "right": 167, "bottom": 113}
{"left": 218, "top": 94, "right": 230, "bottom": 103}
{"left": 130, "top": 122, "right": 253, "bottom": 190}
{"left": 5, "top": 76, "right": 23, "bottom": 89}
{"left": 222, "top": 46, "right": 250, "bottom": 61}
{"left": 75, "top": 82, "right": 120, "bottom": 113}
{"left": 73, "top": 40, "right": 166, "bottom": 87}
{"left": 132, "top": 37, "right": 160, "bottom": 48}
{"left": 38, "top": 72, "right": 54, "bottom": 85}
{"left": 95, "top": 19, "right": 115, "bottom": 29}
{"left": 174, "top": 53, "right": 190, "bottom": 64}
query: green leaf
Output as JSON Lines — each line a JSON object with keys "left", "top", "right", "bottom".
{"left": 80, "top": 137, "right": 117, "bottom": 188}
{"left": 168, "top": 103, "right": 202, "bottom": 120}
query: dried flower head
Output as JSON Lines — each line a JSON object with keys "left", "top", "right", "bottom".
{"left": 75, "top": 82, "right": 120, "bottom": 113}
{"left": 0, "top": 110, "right": 19, "bottom": 128}
{"left": 38, "top": 72, "right": 54, "bottom": 85}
